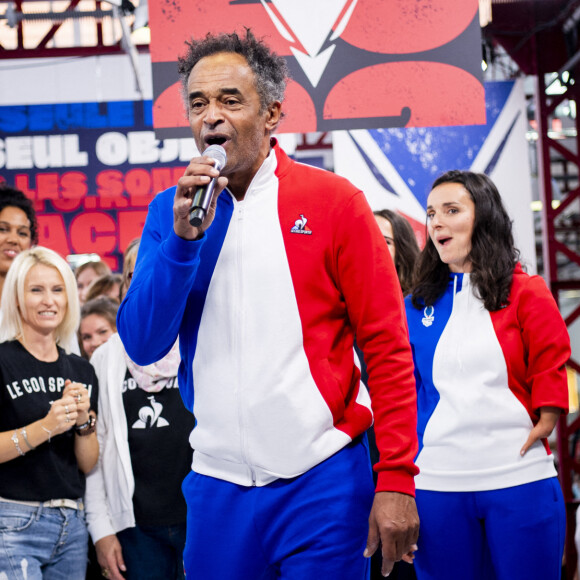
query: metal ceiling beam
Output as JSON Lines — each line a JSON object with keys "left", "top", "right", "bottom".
{"left": 0, "top": 0, "right": 148, "bottom": 95}
{"left": 0, "top": 0, "right": 148, "bottom": 58}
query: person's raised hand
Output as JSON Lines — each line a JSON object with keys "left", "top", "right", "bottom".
{"left": 43, "top": 383, "right": 80, "bottom": 437}
{"left": 62, "top": 380, "right": 91, "bottom": 426}
{"left": 173, "top": 154, "right": 228, "bottom": 240}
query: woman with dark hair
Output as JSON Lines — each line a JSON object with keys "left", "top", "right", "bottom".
{"left": 373, "top": 210, "right": 420, "bottom": 295}
{"left": 363, "top": 210, "right": 420, "bottom": 580}
{"left": 406, "top": 170, "right": 570, "bottom": 579}
{"left": 0, "top": 185, "right": 38, "bottom": 301}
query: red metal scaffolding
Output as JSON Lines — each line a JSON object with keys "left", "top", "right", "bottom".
{"left": 536, "top": 69, "right": 580, "bottom": 580}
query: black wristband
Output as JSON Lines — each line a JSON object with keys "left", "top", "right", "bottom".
{"left": 75, "top": 414, "right": 96, "bottom": 436}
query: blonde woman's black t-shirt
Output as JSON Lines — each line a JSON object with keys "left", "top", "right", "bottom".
{"left": 0, "top": 340, "right": 99, "bottom": 501}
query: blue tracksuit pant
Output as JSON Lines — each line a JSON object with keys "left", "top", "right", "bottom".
{"left": 182, "top": 437, "right": 375, "bottom": 579}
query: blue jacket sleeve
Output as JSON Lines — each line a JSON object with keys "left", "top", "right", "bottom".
{"left": 117, "top": 189, "right": 206, "bottom": 365}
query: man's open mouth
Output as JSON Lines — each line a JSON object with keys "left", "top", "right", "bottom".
{"left": 205, "top": 135, "right": 228, "bottom": 147}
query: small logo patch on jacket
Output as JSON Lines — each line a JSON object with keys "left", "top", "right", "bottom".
{"left": 422, "top": 306, "right": 435, "bottom": 327}
{"left": 290, "top": 214, "right": 312, "bottom": 235}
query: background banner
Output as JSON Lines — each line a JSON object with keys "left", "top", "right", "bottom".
{"left": 149, "top": 0, "right": 485, "bottom": 136}
{"left": 0, "top": 81, "right": 528, "bottom": 273}
{"left": 333, "top": 79, "right": 537, "bottom": 271}
{"left": 0, "top": 100, "right": 195, "bottom": 270}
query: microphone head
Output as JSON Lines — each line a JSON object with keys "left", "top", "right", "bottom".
{"left": 203, "top": 144, "right": 227, "bottom": 169}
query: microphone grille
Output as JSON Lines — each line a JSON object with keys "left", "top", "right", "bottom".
{"left": 203, "top": 144, "right": 227, "bottom": 168}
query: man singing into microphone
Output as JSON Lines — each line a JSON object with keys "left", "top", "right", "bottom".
{"left": 118, "top": 29, "right": 419, "bottom": 580}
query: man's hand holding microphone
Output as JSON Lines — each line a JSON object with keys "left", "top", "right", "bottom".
{"left": 174, "top": 145, "right": 228, "bottom": 240}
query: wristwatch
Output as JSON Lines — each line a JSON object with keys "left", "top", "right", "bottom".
{"left": 75, "top": 414, "right": 96, "bottom": 436}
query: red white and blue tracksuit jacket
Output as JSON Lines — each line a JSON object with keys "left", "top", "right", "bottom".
{"left": 117, "top": 141, "right": 419, "bottom": 494}
{"left": 405, "top": 266, "right": 570, "bottom": 492}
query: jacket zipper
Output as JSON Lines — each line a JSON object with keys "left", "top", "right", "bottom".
{"left": 233, "top": 203, "right": 257, "bottom": 486}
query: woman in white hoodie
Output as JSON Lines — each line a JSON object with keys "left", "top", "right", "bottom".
{"left": 84, "top": 239, "right": 195, "bottom": 580}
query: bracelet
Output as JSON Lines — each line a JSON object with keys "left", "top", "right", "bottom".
{"left": 11, "top": 431, "right": 25, "bottom": 457}
{"left": 75, "top": 415, "right": 92, "bottom": 431}
{"left": 41, "top": 424, "right": 55, "bottom": 443}
{"left": 75, "top": 414, "right": 96, "bottom": 437}
{"left": 19, "top": 428, "right": 36, "bottom": 451}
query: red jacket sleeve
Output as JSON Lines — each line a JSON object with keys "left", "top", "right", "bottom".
{"left": 518, "top": 275, "right": 570, "bottom": 414}
{"left": 334, "top": 191, "right": 419, "bottom": 494}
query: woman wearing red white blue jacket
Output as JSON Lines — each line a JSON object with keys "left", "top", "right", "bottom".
{"left": 405, "top": 170, "right": 570, "bottom": 580}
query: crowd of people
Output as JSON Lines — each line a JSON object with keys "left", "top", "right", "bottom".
{"left": 0, "top": 28, "right": 572, "bottom": 580}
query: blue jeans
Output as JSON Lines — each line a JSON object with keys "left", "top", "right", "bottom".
{"left": 0, "top": 500, "right": 88, "bottom": 580}
{"left": 117, "top": 523, "right": 186, "bottom": 580}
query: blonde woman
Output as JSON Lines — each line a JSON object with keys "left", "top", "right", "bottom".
{"left": 0, "top": 246, "right": 99, "bottom": 579}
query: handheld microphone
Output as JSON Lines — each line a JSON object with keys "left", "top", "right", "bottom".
{"left": 188, "top": 144, "right": 227, "bottom": 228}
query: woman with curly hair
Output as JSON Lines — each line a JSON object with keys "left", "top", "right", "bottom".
{"left": 406, "top": 170, "right": 570, "bottom": 580}
{"left": 0, "top": 185, "right": 38, "bottom": 302}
